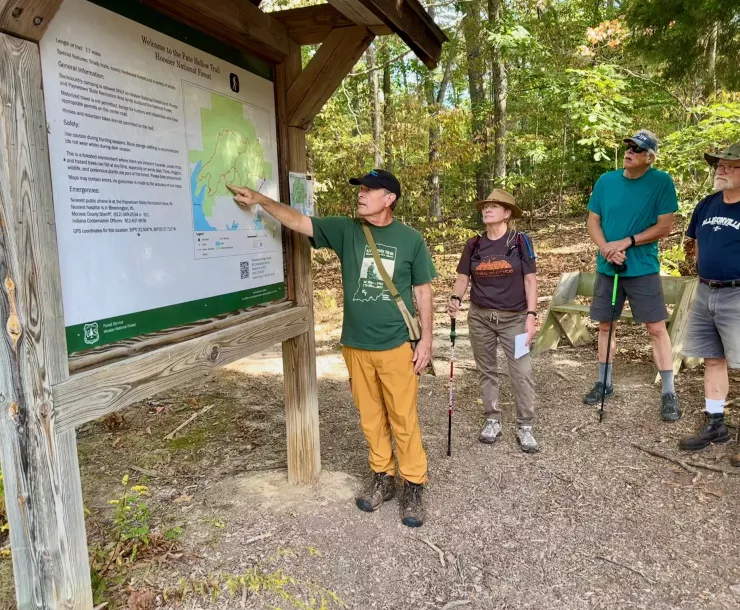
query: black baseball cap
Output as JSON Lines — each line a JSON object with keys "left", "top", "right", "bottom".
{"left": 349, "top": 169, "right": 401, "bottom": 200}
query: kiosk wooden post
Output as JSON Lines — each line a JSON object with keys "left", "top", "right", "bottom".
{"left": 0, "top": 23, "right": 92, "bottom": 609}
{"left": 278, "top": 41, "right": 322, "bottom": 485}
{"left": 0, "top": 0, "right": 446, "bottom": 606}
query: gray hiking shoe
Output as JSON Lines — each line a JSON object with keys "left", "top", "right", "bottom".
{"left": 584, "top": 382, "right": 613, "bottom": 405}
{"left": 479, "top": 419, "right": 502, "bottom": 444}
{"left": 355, "top": 472, "right": 395, "bottom": 513}
{"left": 661, "top": 392, "right": 682, "bottom": 421}
{"left": 516, "top": 426, "right": 540, "bottom": 453}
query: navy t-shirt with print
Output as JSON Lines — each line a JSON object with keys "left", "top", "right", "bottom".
{"left": 687, "top": 192, "right": 740, "bottom": 281}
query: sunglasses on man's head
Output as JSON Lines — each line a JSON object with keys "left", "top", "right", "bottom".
{"left": 625, "top": 144, "right": 647, "bottom": 154}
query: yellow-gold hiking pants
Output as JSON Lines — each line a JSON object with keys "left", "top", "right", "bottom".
{"left": 342, "top": 343, "right": 428, "bottom": 485}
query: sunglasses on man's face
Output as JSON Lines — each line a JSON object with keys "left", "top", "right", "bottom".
{"left": 625, "top": 144, "right": 647, "bottom": 154}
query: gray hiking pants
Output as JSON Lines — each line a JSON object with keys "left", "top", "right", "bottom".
{"left": 468, "top": 303, "right": 536, "bottom": 426}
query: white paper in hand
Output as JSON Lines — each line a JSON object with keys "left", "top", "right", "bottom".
{"left": 514, "top": 333, "right": 530, "bottom": 360}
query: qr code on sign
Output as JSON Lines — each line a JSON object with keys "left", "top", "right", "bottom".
{"left": 240, "top": 261, "right": 250, "bottom": 279}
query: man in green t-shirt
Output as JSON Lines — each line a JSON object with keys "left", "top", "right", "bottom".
{"left": 228, "top": 170, "right": 437, "bottom": 528}
{"left": 584, "top": 129, "right": 681, "bottom": 422}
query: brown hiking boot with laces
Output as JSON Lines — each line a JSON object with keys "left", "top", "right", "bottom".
{"left": 355, "top": 472, "right": 395, "bottom": 513}
{"left": 400, "top": 480, "right": 425, "bottom": 528}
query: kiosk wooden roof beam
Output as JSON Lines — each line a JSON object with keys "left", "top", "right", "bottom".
{"left": 271, "top": 0, "right": 446, "bottom": 68}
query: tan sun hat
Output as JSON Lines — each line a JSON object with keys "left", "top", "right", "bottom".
{"left": 475, "top": 188, "right": 523, "bottom": 219}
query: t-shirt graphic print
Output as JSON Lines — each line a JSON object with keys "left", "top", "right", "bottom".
{"left": 475, "top": 257, "right": 514, "bottom": 277}
{"left": 687, "top": 192, "right": 740, "bottom": 281}
{"left": 353, "top": 243, "right": 397, "bottom": 302}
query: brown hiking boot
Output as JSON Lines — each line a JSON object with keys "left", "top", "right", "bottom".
{"left": 678, "top": 413, "right": 731, "bottom": 451}
{"left": 400, "top": 480, "right": 424, "bottom": 528}
{"left": 355, "top": 472, "right": 394, "bottom": 513}
{"left": 731, "top": 450, "right": 740, "bottom": 468}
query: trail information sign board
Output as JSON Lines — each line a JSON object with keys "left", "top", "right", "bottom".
{"left": 40, "top": 0, "right": 284, "bottom": 353}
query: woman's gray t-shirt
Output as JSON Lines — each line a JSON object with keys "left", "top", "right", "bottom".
{"left": 456, "top": 232, "right": 536, "bottom": 311}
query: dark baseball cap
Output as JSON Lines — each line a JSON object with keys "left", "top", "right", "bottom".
{"left": 624, "top": 130, "right": 659, "bottom": 154}
{"left": 349, "top": 169, "right": 401, "bottom": 200}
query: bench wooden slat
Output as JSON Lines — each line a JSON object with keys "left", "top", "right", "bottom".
{"left": 575, "top": 271, "right": 688, "bottom": 304}
{"left": 536, "top": 270, "right": 700, "bottom": 375}
{"left": 550, "top": 303, "right": 634, "bottom": 320}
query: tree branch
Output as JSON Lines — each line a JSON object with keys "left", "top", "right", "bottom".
{"left": 348, "top": 50, "right": 412, "bottom": 78}
{"left": 611, "top": 65, "right": 692, "bottom": 113}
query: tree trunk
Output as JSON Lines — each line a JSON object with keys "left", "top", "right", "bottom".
{"left": 462, "top": 0, "right": 487, "bottom": 200}
{"left": 382, "top": 53, "right": 393, "bottom": 172}
{"left": 706, "top": 21, "right": 718, "bottom": 98}
{"left": 425, "top": 72, "right": 441, "bottom": 218}
{"left": 489, "top": 0, "right": 507, "bottom": 184}
{"left": 366, "top": 45, "right": 383, "bottom": 167}
{"left": 557, "top": 116, "right": 568, "bottom": 224}
{"left": 426, "top": 26, "right": 456, "bottom": 219}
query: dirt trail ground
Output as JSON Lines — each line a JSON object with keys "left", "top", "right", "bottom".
{"left": 1, "top": 221, "right": 739, "bottom": 610}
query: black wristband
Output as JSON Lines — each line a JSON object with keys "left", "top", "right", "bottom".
{"left": 527, "top": 311, "right": 537, "bottom": 317}
{"left": 451, "top": 294, "right": 462, "bottom": 302}
{"left": 630, "top": 235, "right": 636, "bottom": 247}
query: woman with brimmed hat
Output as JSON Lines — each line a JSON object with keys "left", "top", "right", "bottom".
{"left": 448, "top": 189, "right": 540, "bottom": 452}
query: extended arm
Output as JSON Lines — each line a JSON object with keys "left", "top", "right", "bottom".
{"left": 587, "top": 211, "right": 608, "bottom": 251}
{"left": 412, "top": 282, "right": 434, "bottom": 374}
{"left": 631, "top": 213, "right": 675, "bottom": 246}
{"left": 228, "top": 185, "right": 314, "bottom": 237}
{"left": 604, "top": 213, "right": 675, "bottom": 257}
{"left": 447, "top": 273, "right": 470, "bottom": 317}
{"left": 524, "top": 273, "right": 538, "bottom": 345}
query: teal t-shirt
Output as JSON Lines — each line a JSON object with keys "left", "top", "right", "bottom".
{"left": 309, "top": 217, "right": 438, "bottom": 351}
{"left": 587, "top": 167, "right": 678, "bottom": 277}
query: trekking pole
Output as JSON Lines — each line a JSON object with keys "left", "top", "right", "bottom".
{"left": 447, "top": 318, "right": 456, "bottom": 457}
{"left": 599, "top": 262, "right": 626, "bottom": 423}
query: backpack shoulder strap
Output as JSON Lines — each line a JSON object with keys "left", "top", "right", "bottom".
{"left": 517, "top": 232, "right": 536, "bottom": 260}
{"left": 469, "top": 234, "right": 482, "bottom": 276}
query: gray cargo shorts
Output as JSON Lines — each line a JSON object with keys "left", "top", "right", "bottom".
{"left": 589, "top": 272, "right": 668, "bottom": 323}
{"left": 682, "top": 283, "right": 740, "bottom": 369}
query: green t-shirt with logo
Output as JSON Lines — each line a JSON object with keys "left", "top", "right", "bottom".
{"left": 309, "top": 217, "right": 437, "bottom": 351}
{"left": 587, "top": 167, "right": 678, "bottom": 277}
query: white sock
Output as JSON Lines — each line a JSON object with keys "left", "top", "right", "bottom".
{"left": 705, "top": 398, "right": 725, "bottom": 415}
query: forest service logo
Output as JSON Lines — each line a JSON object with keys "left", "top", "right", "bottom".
{"left": 83, "top": 322, "right": 100, "bottom": 345}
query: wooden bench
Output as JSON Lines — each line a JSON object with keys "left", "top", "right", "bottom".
{"left": 533, "top": 271, "right": 701, "bottom": 375}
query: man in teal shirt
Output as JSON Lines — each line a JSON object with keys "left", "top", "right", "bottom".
{"left": 228, "top": 170, "right": 436, "bottom": 528}
{"left": 584, "top": 130, "right": 681, "bottom": 421}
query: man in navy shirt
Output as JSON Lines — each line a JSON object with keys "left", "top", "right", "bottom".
{"left": 679, "top": 143, "right": 740, "bottom": 468}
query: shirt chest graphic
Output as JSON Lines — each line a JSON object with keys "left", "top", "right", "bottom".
{"left": 702, "top": 216, "right": 740, "bottom": 232}
{"left": 474, "top": 256, "right": 514, "bottom": 277}
{"left": 353, "top": 243, "right": 397, "bottom": 302}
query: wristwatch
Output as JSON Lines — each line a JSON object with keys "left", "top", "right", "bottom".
{"left": 527, "top": 311, "right": 537, "bottom": 317}
{"left": 629, "top": 235, "right": 636, "bottom": 247}
{"left": 450, "top": 294, "right": 462, "bottom": 302}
